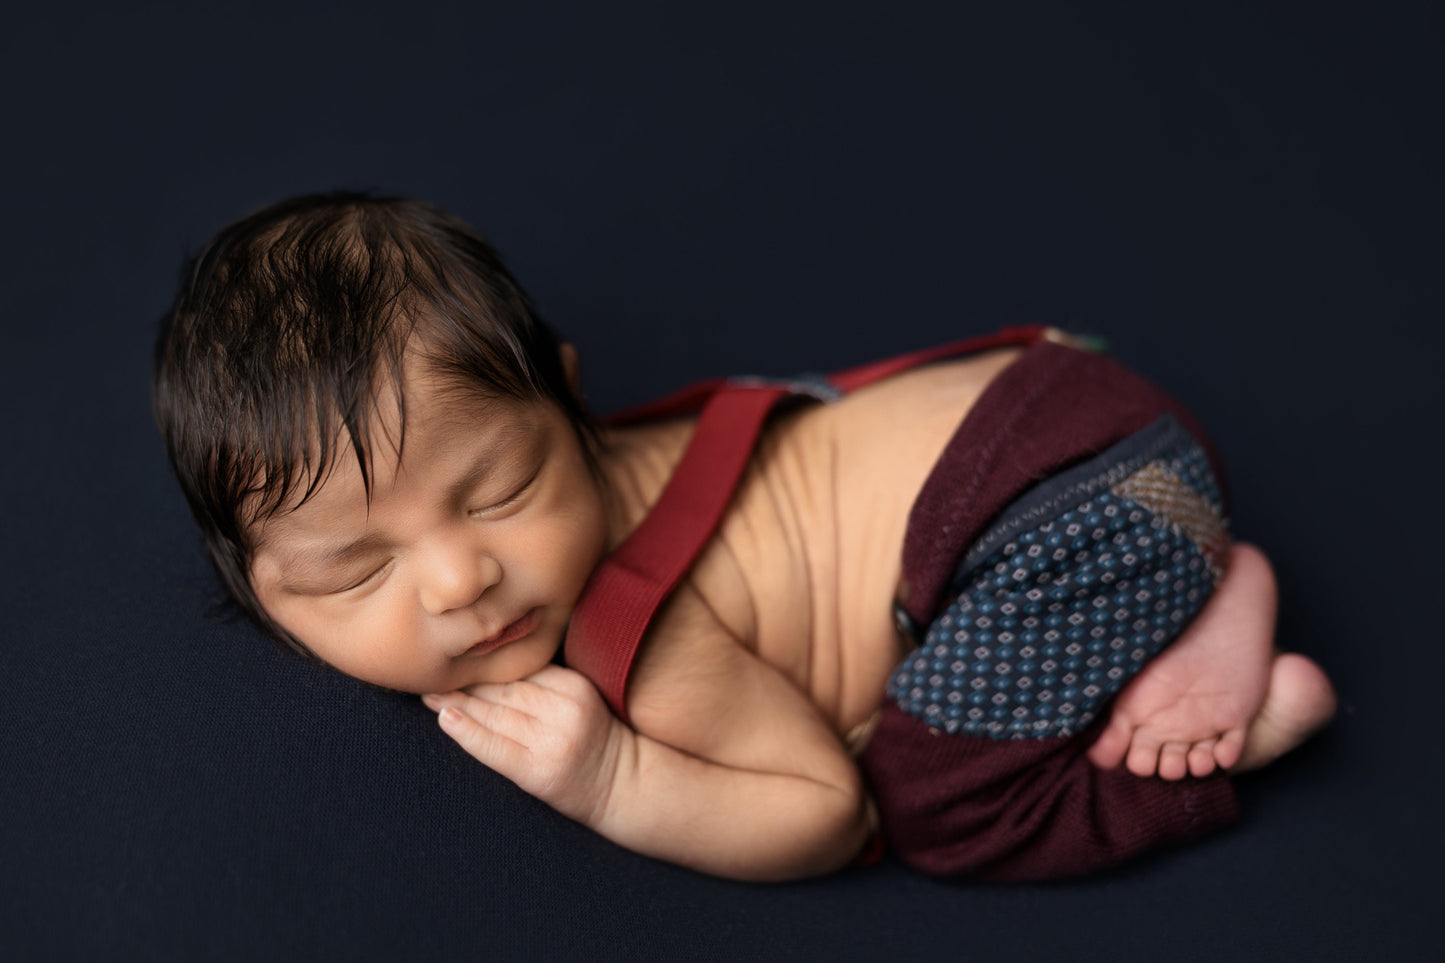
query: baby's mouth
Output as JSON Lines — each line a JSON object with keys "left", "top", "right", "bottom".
{"left": 463, "top": 608, "right": 541, "bottom": 657}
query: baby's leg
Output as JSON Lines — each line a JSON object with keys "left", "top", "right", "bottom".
{"left": 1087, "top": 544, "right": 1335, "bottom": 779}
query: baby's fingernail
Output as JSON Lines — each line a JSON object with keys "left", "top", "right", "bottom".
{"left": 421, "top": 693, "right": 443, "bottom": 711}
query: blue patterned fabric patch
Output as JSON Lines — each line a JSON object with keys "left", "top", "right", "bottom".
{"left": 887, "top": 416, "right": 1228, "bottom": 739}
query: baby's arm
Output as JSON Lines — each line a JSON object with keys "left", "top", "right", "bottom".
{"left": 424, "top": 586, "right": 870, "bottom": 882}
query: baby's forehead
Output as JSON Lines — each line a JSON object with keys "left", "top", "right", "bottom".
{"left": 248, "top": 385, "right": 553, "bottom": 535}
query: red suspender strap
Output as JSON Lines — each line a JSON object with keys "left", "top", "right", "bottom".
{"left": 566, "top": 386, "right": 790, "bottom": 720}
{"left": 565, "top": 324, "right": 1053, "bottom": 720}
{"left": 602, "top": 377, "right": 731, "bottom": 428}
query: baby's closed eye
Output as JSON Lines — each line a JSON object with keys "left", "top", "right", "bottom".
{"left": 467, "top": 461, "right": 542, "bottom": 518}
{"left": 329, "top": 560, "right": 394, "bottom": 595}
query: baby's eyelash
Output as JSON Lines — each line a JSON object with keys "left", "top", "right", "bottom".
{"left": 338, "top": 561, "right": 390, "bottom": 594}
{"left": 470, "top": 465, "right": 541, "bottom": 516}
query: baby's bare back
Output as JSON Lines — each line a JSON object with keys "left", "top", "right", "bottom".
{"left": 610, "top": 347, "right": 1025, "bottom": 741}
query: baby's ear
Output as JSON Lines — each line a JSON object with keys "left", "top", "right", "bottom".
{"left": 559, "top": 342, "right": 583, "bottom": 401}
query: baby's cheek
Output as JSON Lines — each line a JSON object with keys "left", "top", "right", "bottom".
{"left": 262, "top": 597, "right": 319, "bottom": 652}
{"left": 555, "top": 523, "right": 605, "bottom": 590}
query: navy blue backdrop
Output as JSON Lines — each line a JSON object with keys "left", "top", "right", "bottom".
{"left": 2, "top": 2, "right": 1440, "bottom": 960}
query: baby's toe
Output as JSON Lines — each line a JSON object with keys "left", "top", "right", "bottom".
{"left": 1214, "top": 729, "right": 1246, "bottom": 770}
{"left": 1087, "top": 718, "right": 1133, "bottom": 769}
{"left": 1158, "top": 743, "right": 1190, "bottom": 781}
{"left": 1187, "top": 739, "right": 1219, "bottom": 778}
{"left": 1125, "top": 737, "right": 1162, "bottom": 778}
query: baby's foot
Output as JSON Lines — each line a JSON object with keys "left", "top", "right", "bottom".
{"left": 1233, "top": 653, "right": 1336, "bottom": 772}
{"left": 1088, "top": 543, "right": 1279, "bottom": 780}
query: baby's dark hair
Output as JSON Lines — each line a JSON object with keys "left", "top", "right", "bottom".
{"left": 153, "top": 192, "right": 594, "bottom": 653}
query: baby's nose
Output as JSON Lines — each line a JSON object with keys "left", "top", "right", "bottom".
{"left": 417, "top": 534, "right": 501, "bottom": 615}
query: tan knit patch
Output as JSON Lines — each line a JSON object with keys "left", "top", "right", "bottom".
{"left": 1111, "top": 461, "right": 1229, "bottom": 574}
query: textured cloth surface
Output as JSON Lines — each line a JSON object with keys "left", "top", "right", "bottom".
{"left": 863, "top": 342, "right": 1239, "bottom": 881}
{"left": 889, "top": 415, "right": 1227, "bottom": 739}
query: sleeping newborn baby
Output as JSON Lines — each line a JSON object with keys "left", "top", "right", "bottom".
{"left": 152, "top": 193, "right": 1335, "bottom": 881}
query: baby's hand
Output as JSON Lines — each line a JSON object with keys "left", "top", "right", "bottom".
{"left": 422, "top": 665, "right": 631, "bottom": 829}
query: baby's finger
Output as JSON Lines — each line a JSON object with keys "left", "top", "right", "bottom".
{"left": 1187, "top": 738, "right": 1219, "bottom": 778}
{"left": 426, "top": 689, "right": 529, "bottom": 727}
{"left": 425, "top": 691, "right": 537, "bottom": 743}
{"left": 1158, "top": 742, "right": 1190, "bottom": 781}
{"left": 452, "top": 691, "right": 540, "bottom": 741}
{"left": 460, "top": 678, "right": 557, "bottom": 717}
{"left": 437, "top": 704, "right": 530, "bottom": 774}
{"left": 517, "top": 664, "right": 595, "bottom": 699}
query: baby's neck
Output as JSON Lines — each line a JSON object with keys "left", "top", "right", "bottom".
{"left": 593, "top": 419, "right": 698, "bottom": 553}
